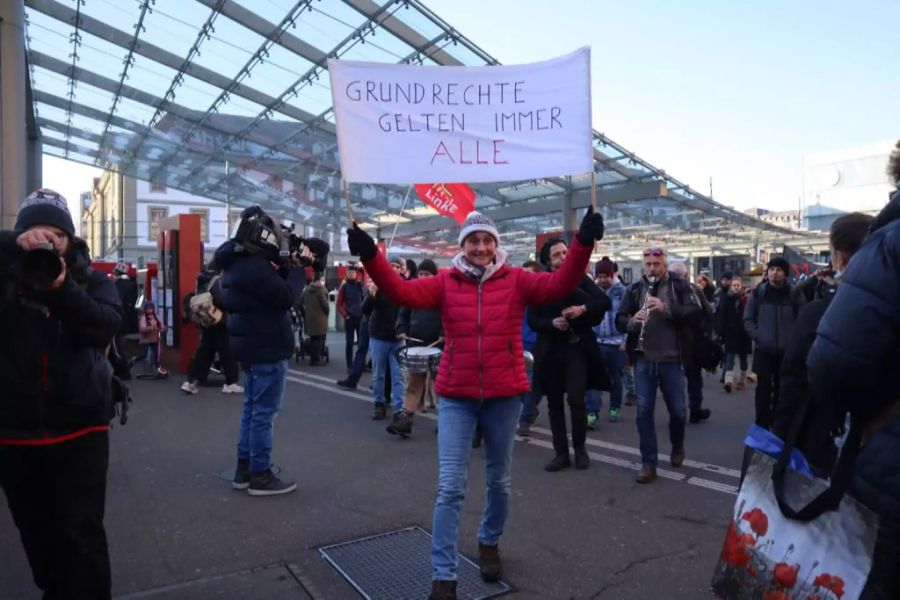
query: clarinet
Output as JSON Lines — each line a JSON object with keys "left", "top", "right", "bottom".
{"left": 635, "top": 275, "right": 658, "bottom": 353}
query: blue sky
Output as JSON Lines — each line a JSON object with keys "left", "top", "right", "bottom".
{"left": 426, "top": 0, "right": 898, "bottom": 210}
{"left": 44, "top": 0, "right": 899, "bottom": 217}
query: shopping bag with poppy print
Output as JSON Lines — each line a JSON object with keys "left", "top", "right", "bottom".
{"left": 711, "top": 450, "right": 878, "bottom": 600}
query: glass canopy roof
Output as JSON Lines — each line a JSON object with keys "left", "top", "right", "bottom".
{"left": 24, "top": 0, "right": 822, "bottom": 259}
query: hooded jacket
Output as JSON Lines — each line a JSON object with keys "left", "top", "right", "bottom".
{"left": 595, "top": 278, "right": 628, "bottom": 346}
{"left": 0, "top": 232, "right": 122, "bottom": 441}
{"left": 302, "top": 280, "right": 330, "bottom": 337}
{"left": 215, "top": 240, "right": 307, "bottom": 366}
{"left": 807, "top": 190, "right": 900, "bottom": 520}
{"left": 361, "top": 237, "right": 593, "bottom": 400}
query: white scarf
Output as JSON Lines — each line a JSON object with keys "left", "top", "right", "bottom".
{"left": 452, "top": 248, "right": 509, "bottom": 283}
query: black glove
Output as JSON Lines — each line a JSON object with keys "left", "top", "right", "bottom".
{"left": 577, "top": 207, "right": 605, "bottom": 245}
{"left": 346, "top": 222, "right": 377, "bottom": 260}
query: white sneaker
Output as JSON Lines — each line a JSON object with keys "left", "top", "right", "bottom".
{"left": 180, "top": 381, "right": 199, "bottom": 394}
{"left": 221, "top": 383, "right": 244, "bottom": 394}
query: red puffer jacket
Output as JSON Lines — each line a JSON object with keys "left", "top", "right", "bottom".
{"left": 363, "top": 239, "right": 593, "bottom": 400}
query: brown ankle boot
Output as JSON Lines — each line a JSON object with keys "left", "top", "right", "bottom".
{"left": 428, "top": 580, "right": 457, "bottom": 600}
{"left": 635, "top": 464, "right": 657, "bottom": 483}
{"left": 478, "top": 542, "right": 502, "bottom": 582}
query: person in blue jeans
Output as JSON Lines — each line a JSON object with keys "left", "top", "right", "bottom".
{"left": 362, "top": 255, "right": 406, "bottom": 420}
{"left": 337, "top": 314, "right": 370, "bottom": 390}
{"left": 587, "top": 257, "right": 628, "bottom": 427}
{"left": 348, "top": 209, "right": 605, "bottom": 600}
{"left": 216, "top": 206, "right": 326, "bottom": 496}
{"left": 615, "top": 247, "right": 702, "bottom": 484}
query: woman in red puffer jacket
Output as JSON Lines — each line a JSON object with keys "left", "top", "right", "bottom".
{"left": 347, "top": 209, "right": 605, "bottom": 600}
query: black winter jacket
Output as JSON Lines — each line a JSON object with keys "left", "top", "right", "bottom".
{"left": 529, "top": 275, "right": 611, "bottom": 392}
{"left": 743, "top": 282, "right": 804, "bottom": 354}
{"left": 772, "top": 299, "right": 843, "bottom": 476}
{"left": 215, "top": 241, "right": 307, "bottom": 366}
{"left": 0, "top": 232, "right": 122, "bottom": 439}
{"left": 714, "top": 292, "right": 752, "bottom": 355}
{"left": 396, "top": 305, "right": 442, "bottom": 347}
{"left": 363, "top": 291, "right": 399, "bottom": 342}
{"left": 114, "top": 275, "right": 138, "bottom": 334}
{"left": 807, "top": 190, "right": 900, "bottom": 520}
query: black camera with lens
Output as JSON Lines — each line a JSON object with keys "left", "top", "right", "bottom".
{"left": 231, "top": 205, "right": 330, "bottom": 272}
{"left": 19, "top": 241, "right": 63, "bottom": 289}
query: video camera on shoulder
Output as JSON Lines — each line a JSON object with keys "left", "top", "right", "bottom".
{"left": 231, "top": 205, "right": 330, "bottom": 271}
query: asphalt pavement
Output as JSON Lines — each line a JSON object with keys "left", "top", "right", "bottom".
{"left": 0, "top": 334, "right": 755, "bottom": 599}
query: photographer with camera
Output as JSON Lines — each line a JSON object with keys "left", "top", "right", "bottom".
{"left": 216, "top": 206, "right": 328, "bottom": 496}
{"left": 0, "top": 189, "right": 122, "bottom": 599}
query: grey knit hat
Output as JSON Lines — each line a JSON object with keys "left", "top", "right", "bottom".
{"left": 458, "top": 211, "right": 499, "bottom": 246}
{"left": 15, "top": 188, "right": 75, "bottom": 237}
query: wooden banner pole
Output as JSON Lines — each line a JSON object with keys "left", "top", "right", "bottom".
{"left": 343, "top": 180, "right": 355, "bottom": 224}
{"left": 590, "top": 170, "right": 597, "bottom": 212}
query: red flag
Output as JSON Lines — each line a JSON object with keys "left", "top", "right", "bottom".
{"left": 414, "top": 183, "right": 476, "bottom": 225}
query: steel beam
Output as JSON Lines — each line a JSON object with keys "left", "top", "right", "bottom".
{"left": 342, "top": 0, "right": 463, "bottom": 66}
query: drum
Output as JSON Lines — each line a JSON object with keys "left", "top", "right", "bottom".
{"left": 398, "top": 346, "right": 442, "bottom": 374}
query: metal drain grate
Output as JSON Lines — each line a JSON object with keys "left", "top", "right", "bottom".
{"left": 319, "top": 527, "right": 511, "bottom": 600}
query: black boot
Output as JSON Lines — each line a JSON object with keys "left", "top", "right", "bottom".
{"left": 545, "top": 453, "right": 571, "bottom": 472}
{"left": 428, "top": 580, "right": 457, "bottom": 600}
{"left": 574, "top": 446, "right": 590, "bottom": 470}
{"left": 386, "top": 410, "right": 413, "bottom": 437}
{"left": 232, "top": 458, "right": 250, "bottom": 490}
{"left": 372, "top": 403, "right": 387, "bottom": 420}
{"left": 478, "top": 543, "right": 502, "bottom": 582}
{"left": 569, "top": 399, "right": 588, "bottom": 450}
{"left": 689, "top": 408, "right": 711, "bottom": 423}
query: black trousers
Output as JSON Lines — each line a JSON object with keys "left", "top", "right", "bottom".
{"left": 0, "top": 431, "right": 111, "bottom": 600}
{"left": 309, "top": 335, "right": 326, "bottom": 363}
{"left": 544, "top": 344, "right": 588, "bottom": 455}
{"left": 188, "top": 323, "right": 239, "bottom": 385}
{"left": 752, "top": 348, "right": 783, "bottom": 429}
{"left": 344, "top": 316, "right": 360, "bottom": 370}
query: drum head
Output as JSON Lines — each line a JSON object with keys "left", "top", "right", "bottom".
{"left": 406, "top": 346, "right": 442, "bottom": 357}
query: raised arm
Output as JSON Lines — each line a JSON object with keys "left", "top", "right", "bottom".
{"left": 518, "top": 237, "right": 593, "bottom": 306}
{"left": 362, "top": 250, "right": 442, "bottom": 310}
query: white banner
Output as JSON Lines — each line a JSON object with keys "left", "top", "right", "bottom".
{"left": 327, "top": 48, "right": 593, "bottom": 184}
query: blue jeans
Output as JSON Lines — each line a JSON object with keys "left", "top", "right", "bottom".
{"left": 346, "top": 319, "right": 370, "bottom": 384}
{"left": 634, "top": 359, "right": 686, "bottom": 466}
{"left": 237, "top": 360, "right": 288, "bottom": 474}
{"left": 432, "top": 395, "right": 522, "bottom": 581}
{"left": 587, "top": 345, "right": 626, "bottom": 413}
{"left": 370, "top": 338, "right": 404, "bottom": 410}
{"left": 623, "top": 362, "right": 636, "bottom": 397}
{"left": 518, "top": 368, "right": 539, "bottom": 424}
{"left": 132, "top": 342, "right": 159, "bottom": 366}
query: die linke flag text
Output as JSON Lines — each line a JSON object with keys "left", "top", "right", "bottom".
{"left": 414, "top": 183, "right": 476, "bottom": 225}
{"left": 327, "top": 48, "right": 593, "bottom": 184}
